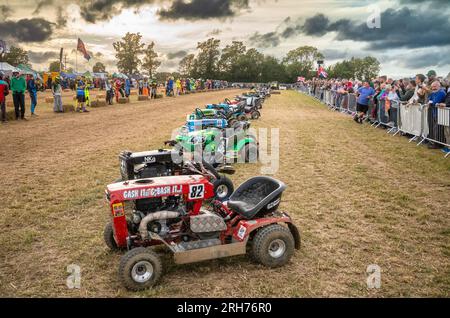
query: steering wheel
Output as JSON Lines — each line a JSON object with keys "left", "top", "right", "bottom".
{"left": 195, "top": 108, "right": 206, "bottom": 119}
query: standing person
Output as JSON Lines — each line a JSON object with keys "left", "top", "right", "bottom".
{"left": 354, "top": 81, "right": 375, "bottom": 124}
{"left": 138, "top": 79, "right": 144, "bottom": 95}
{"left": 105, "top": 79, "right": 114, "bottom": 105}
{"left": 427, "top": 81, "right": 446, "bottom": 149}
{"left": 10, "top": 71, "right": 27, "bottom": 120}
{"left": 151, "top": 79, "right": 157, "bottom": 99}
{"left": 114, "top": 79, "right": 121, "bottom": 102}
{"left": 84, "top": 78, "right": 91, "bottom": 107}
{"left": 125, "top": 77, "right": 131, "bottom": 97}
{"left": 176, "top": 78, "right": 181, "bottom": 96}
{"left": 75, "top": 77, "right": 89, "bottom": 113}
{"left": 437, "top": 86, "right": 450, "bottom": 154}
{"left": 52, "top": 76, "right": 63, "bottom": 113}
{"left": 0, "top": 72, "right": 9, "bottom": 124}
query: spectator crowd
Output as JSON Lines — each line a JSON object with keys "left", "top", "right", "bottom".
{"left": 299, "top": 70, "right": 450, "bottom": 154}
{"left": 0, "top": 71, "right": 229, "bottom": 124}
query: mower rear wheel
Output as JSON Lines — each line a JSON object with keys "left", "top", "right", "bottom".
{"left": 250, "top": 224, "right": 295, "bottom": 268}
{"left": 239, "top": 143, "right": 258, "bottom": 163}
{"left": 213, "top": 176, "right": 234, "bottom": 202}
{"left": 251, "top": 111, "right": 261, "bottom": 120}
{"left": 237, "top": 114, "right": 247, "bottom": 122}
{"left": 118, "top": 247, "right": 163, "bottom": 291}
{"left": 104, "top": 222, "right": 120, "bottom": 251}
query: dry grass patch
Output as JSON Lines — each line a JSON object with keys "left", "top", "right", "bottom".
{"left": 0, "top": 90, "right": 449, "bottom": 297}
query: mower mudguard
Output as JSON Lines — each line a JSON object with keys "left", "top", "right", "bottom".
{"left": 231, "top": 213, "right": 299, "bottom": 246}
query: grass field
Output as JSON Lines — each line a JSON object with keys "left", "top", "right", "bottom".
{"left": 0, "top": 90, "right": 449, "bottom": 297}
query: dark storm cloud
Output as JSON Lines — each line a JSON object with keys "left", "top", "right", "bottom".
{"left": 33, "top": 0, "right": 54, "bottom": 15}
{"left": 304, "top": 8, "right": 450, "bottom": 50}
{"left": 400, "top": 49, "right": 450, "bottom": 69}
{"left": 158, "top": 0, "right": 249, "bottom": 20}
{"left": 77, "top": 0, "right": 249, "bottom": 23}
{"left": 262, "top": 7, "right": 450, "bottom": 50}
{"left": 167, "top": 50, "right": 187, "bottom": 59}
{"left": 0, "top": 18, "right": 53, "bottom": 42}
{"left": 28, "top": 51, "right": 59, "bottom": 63}
{"left": 249, "top": 31, "right": 280, "bottom": 48}
{"left": 0, "top": 5, "right": 13, "bottom": 18}
{"left": 56, "top": 6, "right": 68, "bottom": 28}
{"left": 302, "top": 13, "right": 329, "bottom": 36}
{"left": 78, "top": 0, "right": 158, "bottom": 23}
{"left": 399, "top": 0, "right": 450, "bottom": 4}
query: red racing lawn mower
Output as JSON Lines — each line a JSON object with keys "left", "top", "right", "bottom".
{"left": 104, "top": 162, "right": 300, "bottom": 291}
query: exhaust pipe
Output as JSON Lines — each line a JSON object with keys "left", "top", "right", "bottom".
{"left": 139, "top": 211, "right": 180, "bottom": 239}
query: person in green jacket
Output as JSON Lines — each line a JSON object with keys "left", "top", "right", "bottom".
{"left": 10, "top": 71, "right": 27, "bottom": 120}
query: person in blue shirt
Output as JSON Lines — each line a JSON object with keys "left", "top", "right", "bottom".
{"left": 125, "top": 78, "right": 131, "bottom": 97}
{"left": 427, "top": 80, "right": 446, "bottom": 149}
{"left": 27, "top": 75, "right": 38, "bottom": 116}
{"left": 354, "top": 81, "right": 375, "bottom": 124}
{"left": 76, "top": 77, "right": 89, "bottom": 113}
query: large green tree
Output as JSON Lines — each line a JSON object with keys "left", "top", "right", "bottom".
{"left": 142, "top": 42, "right": 161, "bottom": 78}
{"left": 49, "top": 60, "right": 61, "bottom": 72}
{"left": 235, "top": 48, "right": 265, "bottom": 82}
{"left": 261, "top": 56, "right": 288, "bottom": 83}
{"left": 192, "top": 38, "right": 221, "bottom": 79}
{"left": 93, "top": 62, "right": 106, "bottom": 73}
{"left": 353, "top": 56, "right": 380, "bottom": 81}
{"left": 218, "top": 41, "right": 247, "bottom": 80}
{"left": 0, "top": 46, "right": 30, "bottom": 67}
{"left": 113, "top": 32, "right": 145, "bottom": 75}
{"left": 327, "top": 56, "right": 380, "bottom": 81}
{"left": 283, "top": 46, "right": 324, "bottom": 81}
{"left": 179, "top": 54, "right": 195, "bottom": 77}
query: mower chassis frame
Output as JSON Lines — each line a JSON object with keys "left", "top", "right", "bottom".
{"left": 173, "top": 241, "right": 247, "bottom": 265}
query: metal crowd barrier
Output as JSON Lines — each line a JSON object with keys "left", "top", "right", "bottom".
{"left": 394, "top": 103, "right": 428, "bottom": 143}
{"left": 374, "top": 99, "right": 400, "bottom": 134}
{"left": 296, "top": 85, "right": 450, "bottom": 158}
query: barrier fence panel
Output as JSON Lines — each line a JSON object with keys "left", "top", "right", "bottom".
{"left": 375, "top": 99, "right": 400, "bottom": 133}
{"left": 348, "top": 94, "right": 357, "bottom": 115}
{"left": 395, "top": 103, "right": 428, "bottom": 143}
{"left": 339, "top": 94, "right": 349, "bottom": 113}
{"left": 424, "top": 105, "right": 450, "bottom": 152}
{"left": 437, "top": 107, "right": 450, "bottom": 158}
{"left": 367, "top": 100, "right": 378, "bottom": 123}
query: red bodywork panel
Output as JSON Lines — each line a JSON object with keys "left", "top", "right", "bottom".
{"left": 106, "top": 175, "right": 215, "bottom": 248}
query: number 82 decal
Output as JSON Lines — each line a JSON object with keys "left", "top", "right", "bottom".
{"left": 189, "top": 184, "right": 205, "bottom": 199}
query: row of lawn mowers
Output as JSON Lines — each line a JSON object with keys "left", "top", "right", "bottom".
{"left": 103, "top": 87, "right": 301, "bottom": 291}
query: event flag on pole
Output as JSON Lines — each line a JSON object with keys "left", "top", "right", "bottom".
{"left": 77, "top": 38, "right": 91, "bottom": 61}
{"left": 317, "top": 66, "right": 328, "bottom": 79}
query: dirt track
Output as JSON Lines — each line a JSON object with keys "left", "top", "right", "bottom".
{"left": 0, "top": 90, "right": 449, "bottom": 297}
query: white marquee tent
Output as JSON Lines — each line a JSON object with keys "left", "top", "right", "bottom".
{"left": 0, "top": 62, "right": 19, "bottom": 75}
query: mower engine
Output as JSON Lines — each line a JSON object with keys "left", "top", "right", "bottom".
{"left": 119, "top": 149, "right": 182, "bottom": 181}
{"left": 106, "top": 175, "right": 217, "bottom": 248}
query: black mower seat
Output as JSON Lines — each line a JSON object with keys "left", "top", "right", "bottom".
{"left": 228, "top": 177, "right": 286, "bottom": 219}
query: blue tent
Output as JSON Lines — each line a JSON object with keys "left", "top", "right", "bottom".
{"left": 60, "top": 72, "right": 77, "bottom": 79}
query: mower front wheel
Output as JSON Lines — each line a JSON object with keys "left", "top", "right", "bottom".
{"left": 118, "top": 247, "right": 163, "bottom": 291}
{"left": 213, "top": 176, "right": 234, "bottom": 202}
{"left": 251, "top": 111, "right": 261, "bottom": 120}
{"left": 104, "top": 222, "right": 121, "bottom": 251}
{"left": 250, "top": 224, "right": 295, "bottom": 268}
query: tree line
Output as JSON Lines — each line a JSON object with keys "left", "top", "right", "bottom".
{"left": 0, "top": 34, "right": 381, "bottom": 82}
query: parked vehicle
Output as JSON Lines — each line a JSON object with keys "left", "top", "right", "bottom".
{"left": 104, "top": 173, "right": 300, "bottom": 291}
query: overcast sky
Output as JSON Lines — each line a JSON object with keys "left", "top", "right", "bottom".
{"left": 0, "top": 0, "right": 449, "bottom": 78}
